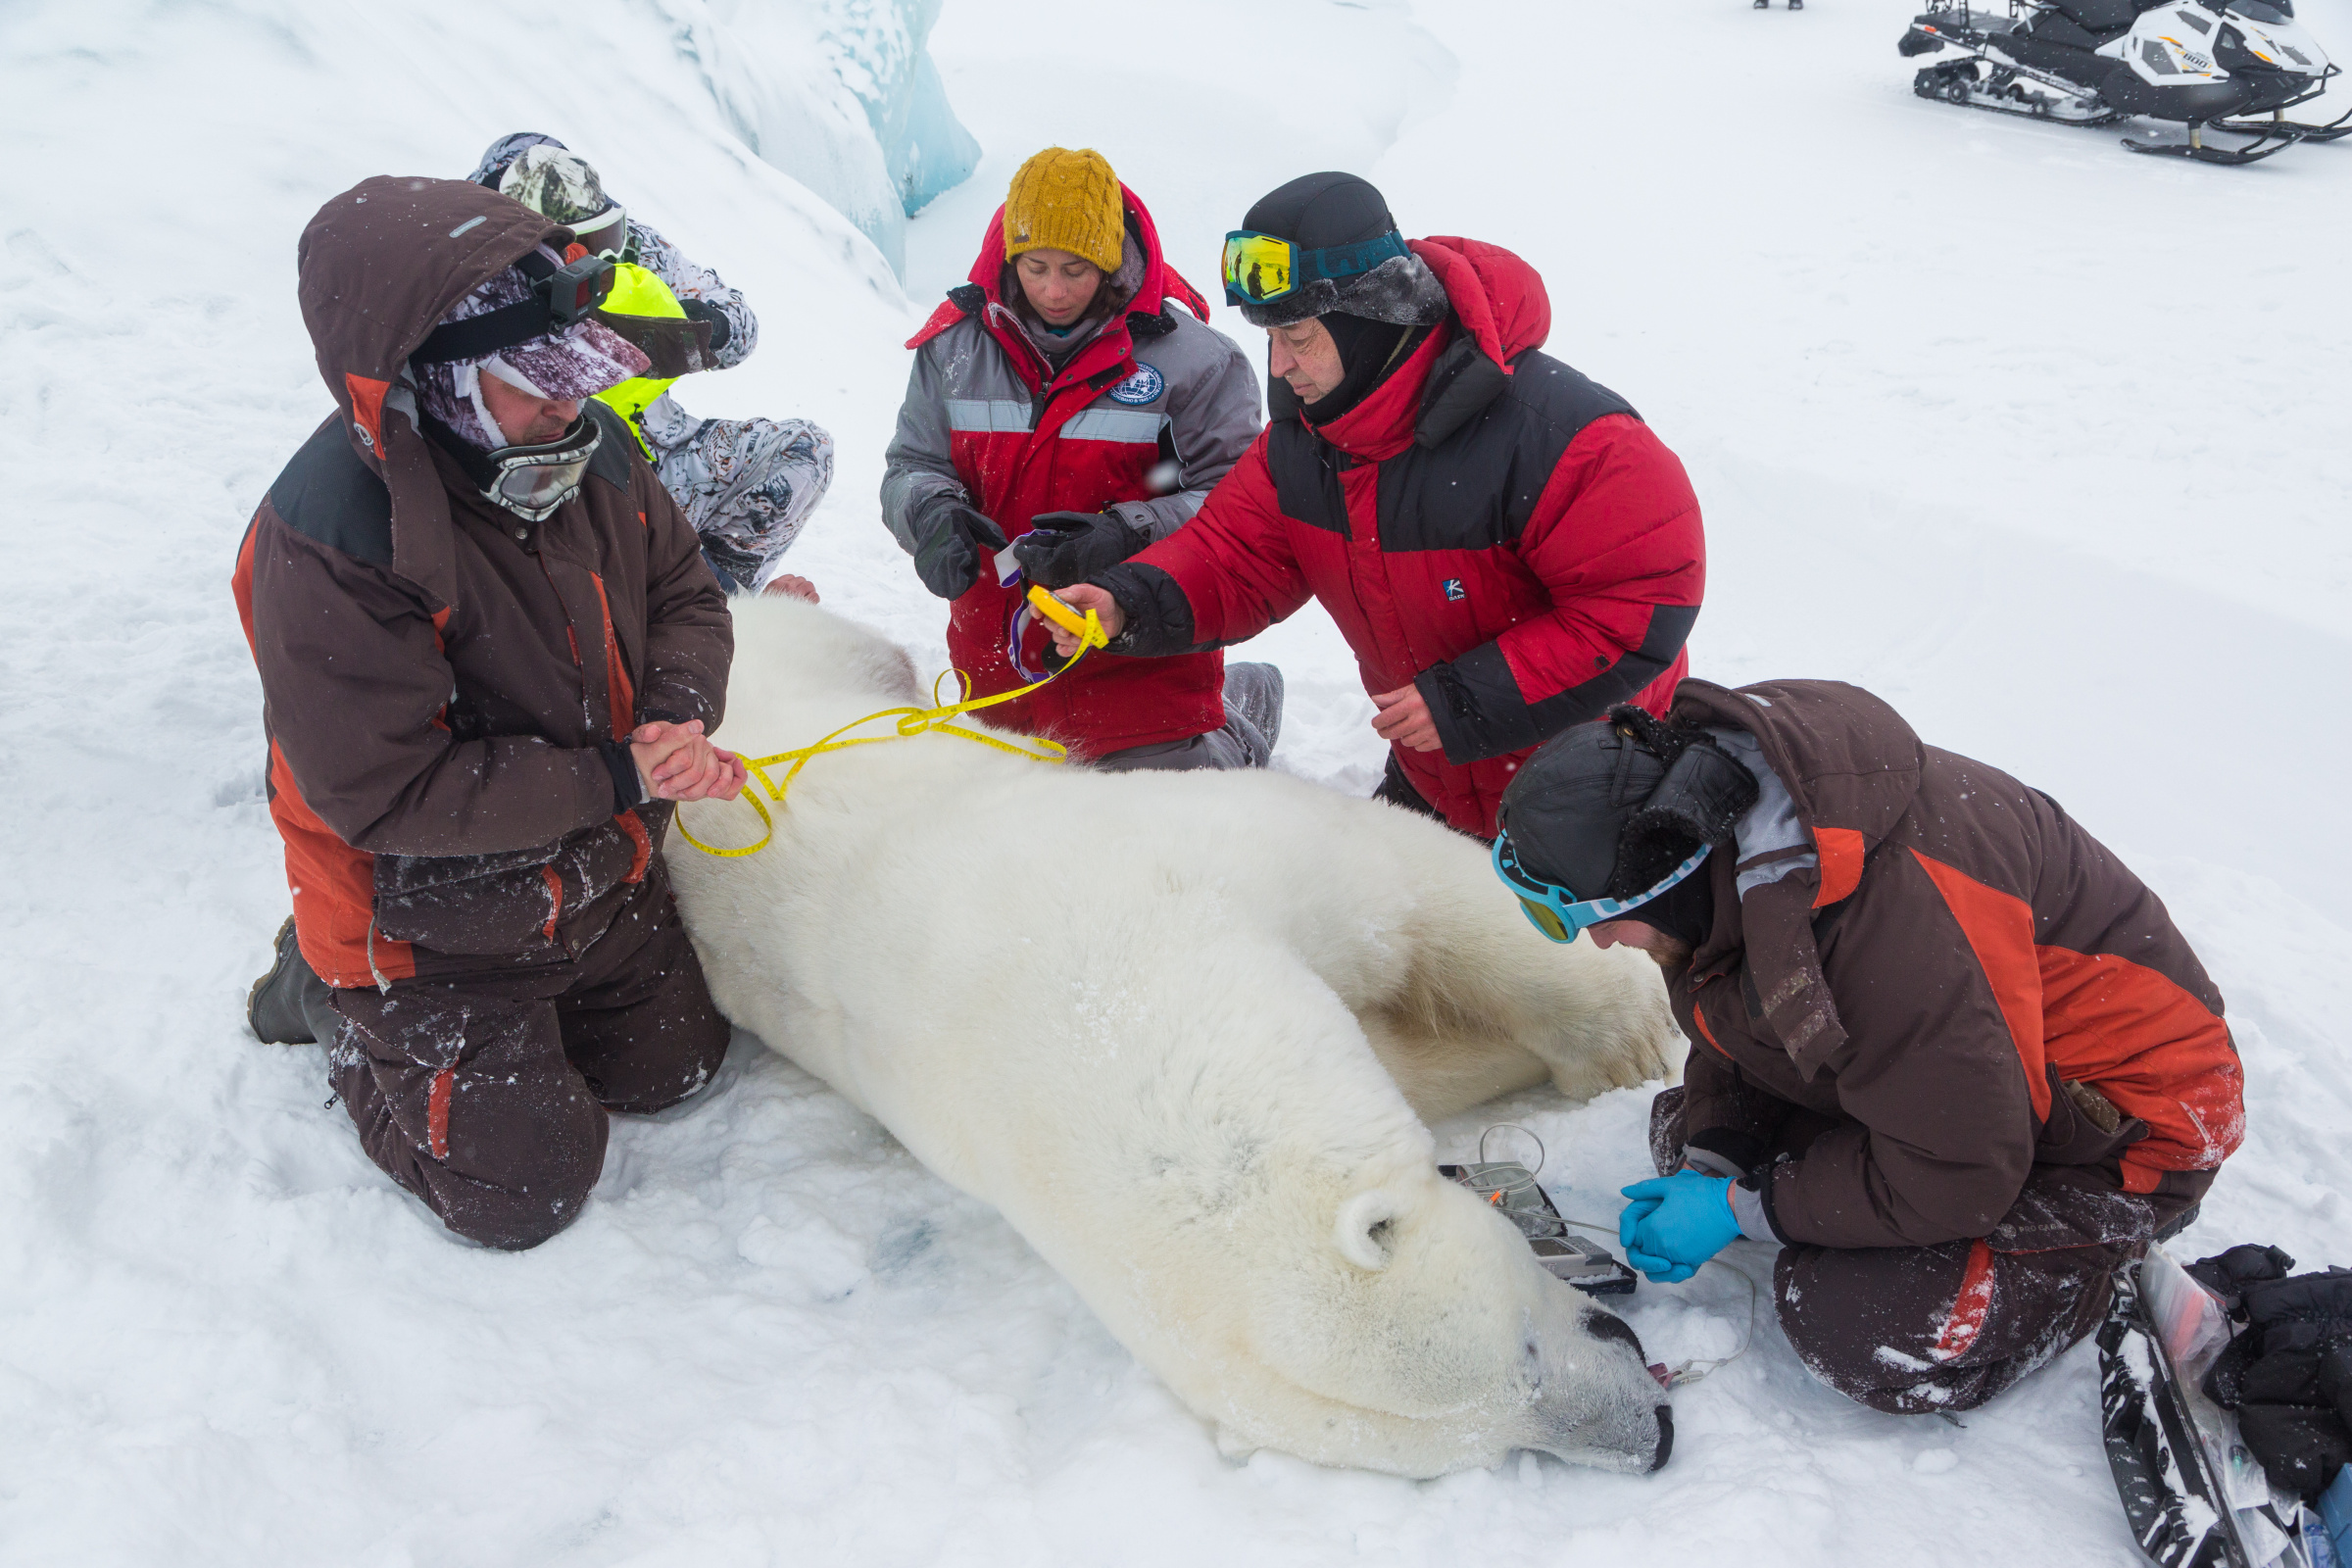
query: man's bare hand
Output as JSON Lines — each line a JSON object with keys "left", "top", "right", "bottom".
{"left": 1043, "top": 583, "right": 1124, "bottom": 658}
{"left": 762, "top": 573, "right": 820, "bottom": 603}
{"left": 1370, "top": 683, "right": 1443, "bottom": 753}
{"left": 629, "top": 719, "right": 747, "bottom": 803}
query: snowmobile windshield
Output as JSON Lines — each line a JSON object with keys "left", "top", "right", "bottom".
{"left": 1220, "top": 228, "right": 1410, "bottom": 307}
{"left": 478, "top": 416, "right": 602, "bottom": 522}
{"left": 2232, "top": 0, "right": 2292, "bottom": 21}
{"left": 1491, "top": 832, "right": 1711, "bottom": 945}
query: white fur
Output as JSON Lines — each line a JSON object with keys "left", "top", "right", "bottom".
{"left": 666, "top": 600, "right": 1685, "bottom": 1478}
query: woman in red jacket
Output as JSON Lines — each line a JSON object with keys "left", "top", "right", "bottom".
{"left": 880, "top": 147, "right": 1283, "bottom": 769}
{"left": 1049, "top": 172, "right": 1706, "bottom": 834}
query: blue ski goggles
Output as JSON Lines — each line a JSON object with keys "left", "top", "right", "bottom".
{"left": 1491, "top": 831, "right": 1711, "bottom": 945}
{"left": 1220, "top": 227, "right": 1413, "bottom": 307}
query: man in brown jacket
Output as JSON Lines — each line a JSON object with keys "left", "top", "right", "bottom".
{"left": 234, "top": 174, "right": 746, "bottom": 1250}
{"left": 1490, "top": 683, "right": 2245, "bottom": 1413}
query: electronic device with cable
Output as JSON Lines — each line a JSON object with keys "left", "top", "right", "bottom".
{"left": 1441, "top": 1161, "right": 1638, "bottom": 1296}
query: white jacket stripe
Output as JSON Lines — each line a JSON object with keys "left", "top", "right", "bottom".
{"left": 946, "top": 399, "right": 1035, "bottom": 433}
{"left": 1060, "top": 408, "right": 1163, "bottom": 444}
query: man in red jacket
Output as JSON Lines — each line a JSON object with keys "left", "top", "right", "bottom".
{"left": 1048, "top": 172, "right": 1704, "bottom": 836}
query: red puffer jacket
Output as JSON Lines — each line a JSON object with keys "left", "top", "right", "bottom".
{"left": 1098, "top": 237, "right": 1704, "bottom": 836}
{"left": 879, "top": 188, "right": 1259, "bottom": 757}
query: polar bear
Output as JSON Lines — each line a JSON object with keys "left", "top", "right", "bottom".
{"left": 666, "top": 599, "right": 1683, "bottom": 1479}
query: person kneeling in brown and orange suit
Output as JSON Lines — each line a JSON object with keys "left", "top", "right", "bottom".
{"left": 1488, "top": 682, "right": 2245, "bottom": 1413}
{"left": 235, "top": 175, "right": 748, "bottom": 1250}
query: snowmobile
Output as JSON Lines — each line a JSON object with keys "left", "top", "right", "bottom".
{"left": 1899, "top": 0, "right": 2349, "bottom": 164}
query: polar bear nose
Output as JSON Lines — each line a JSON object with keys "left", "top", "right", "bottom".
{"left": 1580, "top": 1311, "right": 1675, "bottom": 1472}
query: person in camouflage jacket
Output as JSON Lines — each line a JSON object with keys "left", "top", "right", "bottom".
{"left": 472, "top": 133, "right": 834, "bottom": 595}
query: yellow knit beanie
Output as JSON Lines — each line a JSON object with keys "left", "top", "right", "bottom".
{"left": 1003, "top": 147, "right": 1125, "bottom": 274}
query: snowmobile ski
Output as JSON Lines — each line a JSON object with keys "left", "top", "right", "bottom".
{"left": 2212, "top": 103, "right": 2352, "bottom": 139}
{"left": 1899, "top": 0, "right": 2346, "bottom": 164}
{"left": 2122, "top": 122, "right": 2307, "bottom": 161}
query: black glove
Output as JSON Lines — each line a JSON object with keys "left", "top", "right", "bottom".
{"left": 908, "top": 494, "right": 1007, "bottom": 600}
{"left": 677, "top": 296, "right": 731, "bottom": 353}
{"left": 1011, "top": 510, "right": 1148, "bottom": 590}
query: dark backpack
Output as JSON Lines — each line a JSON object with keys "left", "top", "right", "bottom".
{"left": 2191, "top": 1246, "right": 2352, "bottom": 1502}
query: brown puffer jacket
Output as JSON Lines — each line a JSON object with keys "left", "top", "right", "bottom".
{"left": 1667, "top": 679, "right": 2243, "bottom": 1250}
{"left": 231, "top": 175, "right": 732, "bottom": 989}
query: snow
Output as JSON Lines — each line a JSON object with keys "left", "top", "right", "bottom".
{"left": 4, "top": 0, "right": 2351, "bottom": 1562}
{"left": 682, "top": 0, "right": 979, "bottom": 276}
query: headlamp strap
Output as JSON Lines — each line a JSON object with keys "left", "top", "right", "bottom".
{"left": 411, "top": 249, "right": 615, "bottom": 367}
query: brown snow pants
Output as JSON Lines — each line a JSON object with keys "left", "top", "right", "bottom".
{"left": 1649, "top": 1087, "right": 2209, "bottom": 1414}
{"left": 328, "top": 883, "right": 731, "bottom": 1250}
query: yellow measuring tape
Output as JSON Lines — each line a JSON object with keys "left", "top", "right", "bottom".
{"left": 675, "top": 585, "right": 1108, "bottom": 858}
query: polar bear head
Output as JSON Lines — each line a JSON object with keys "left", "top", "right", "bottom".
{"left": 1251, "top": 1166, "right": 1672, "bottom": 1476}
{"left": 1132, "top": 1056, "right": 1674, "bottom": 1479}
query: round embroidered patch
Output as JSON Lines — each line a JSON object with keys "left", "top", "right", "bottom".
{"left": 1107, "top": 365, "right": 1165, "bottom": 406}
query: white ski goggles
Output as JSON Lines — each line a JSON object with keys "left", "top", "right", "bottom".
{"left": 478, "top": 416, "right": 601, "bottom": 522}
{"left": 567, "top": 203, "right": 628, "bottom": 259}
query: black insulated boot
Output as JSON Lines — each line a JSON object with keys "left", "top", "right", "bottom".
{"left": 1222, "top": 662, "right": 1287, "bottom": 765}
{"left": 246, "top": 916, "right": 340, "bottom": 1045}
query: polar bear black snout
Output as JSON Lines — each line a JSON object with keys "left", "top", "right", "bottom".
{"left": 1520, "top": 1303, "right": 1675, "bottom": 1474}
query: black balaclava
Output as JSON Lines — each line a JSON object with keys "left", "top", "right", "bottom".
{"left": 1307, "top": 314, "right": 1425, "bottom": 425}
{"left": 1240, "top": 172, "right": 1439, "bottom": 425}
{"left": 1625, "top": 863, "right": 1715, "bottom": 952}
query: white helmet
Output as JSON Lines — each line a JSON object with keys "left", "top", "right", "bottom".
{"left": 500, "top": 145, "right": 628, "bottom": 257}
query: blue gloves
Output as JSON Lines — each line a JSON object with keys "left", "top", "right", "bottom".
{"left": 1619, "top": 1172, "right": 1741, "bottom": 1284}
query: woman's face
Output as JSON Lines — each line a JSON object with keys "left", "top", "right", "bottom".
{"left": 1015, "top": 248, "right": 1104, "bottom": 327}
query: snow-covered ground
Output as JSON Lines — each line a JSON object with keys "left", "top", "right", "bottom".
{"left": 6, "top": 0, "right": 2351, "bottom": 1560}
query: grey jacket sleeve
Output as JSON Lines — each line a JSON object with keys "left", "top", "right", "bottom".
{"left": 629, "top": 220, "right": 759, "bottom": 370}
{"left": 1105, "top": 316, "right": 1263, "bottom": 546}
{"left": 879, "top": 336, "right": 973, "bottom": 555}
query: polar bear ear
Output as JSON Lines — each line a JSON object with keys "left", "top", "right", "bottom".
{"left": 1334, "top": 1190, "right": 1400, "bottom": 1272}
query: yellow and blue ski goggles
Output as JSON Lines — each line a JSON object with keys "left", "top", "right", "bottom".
{"left": 1491, "top": 830, "right": 1711, "bottom": 945}
{"left": 1220, "top": 228, "right": 1413, "bottom": 307}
